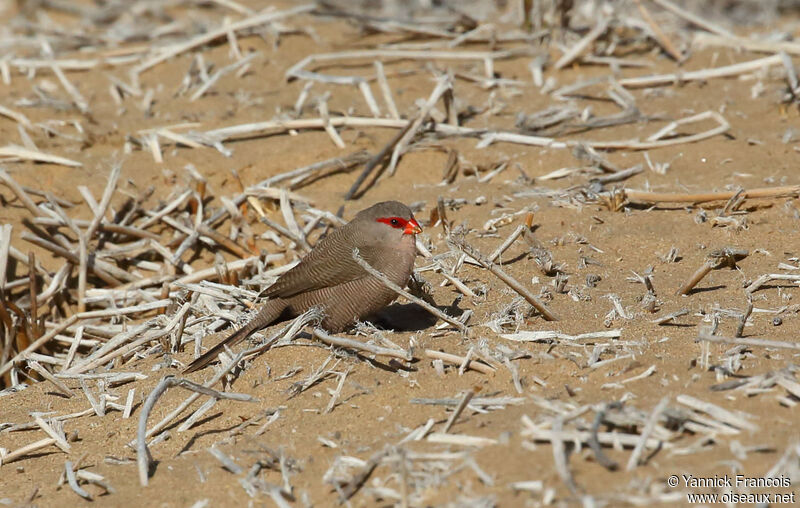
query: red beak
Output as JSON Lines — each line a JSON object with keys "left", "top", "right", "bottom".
{"left": 404, "top": 217, "right": 422, "bottom": 235}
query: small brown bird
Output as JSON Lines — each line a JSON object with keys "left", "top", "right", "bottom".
{"left": 183, "top": 201, "right": 422, "bottom": 373}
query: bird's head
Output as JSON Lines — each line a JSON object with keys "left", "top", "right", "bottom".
{"left": 356, "top": 201, "right": 422, "bottom": 245}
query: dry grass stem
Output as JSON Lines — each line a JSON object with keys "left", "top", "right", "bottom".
{"left": 745, "top": 273, "right": 800, "bottom": 294}
{"left": 426, "top": 433, "right": 498, "bottom": 447}
{"left": 352, "top": 249, "right": 468, "bottom": 333}
{"left": 286, "top": 49, "right": 513, "bottom": 82}
{"left": 625, "top": 185, "right": 800, "bottom": 204}
{"left": 345, "top": 122, "right": 415, "bottom": 200}
{"left": 0, "top": 437, "right": 58, "bottom": 466}
{"left": 625, "top": 397, "right": 669, "bottom": 471}
{"left": 652, "top": 308, "right": 689, "bottom": 325}
{"left": 651, "top": 0, "right": 734, "bottom": 38}
{"left": 633, "top": 0, "right": 682, "bottom": 61}
{"left": 135, "top": 5, "right": 314, "bottom": 74}
{"left": 676, "top": 248, "right": 748, "bottom": 295}
{"left": 0, "top": 224, "right": 11, "bottom": 290}
{"left": 551, "top": 416, "right": 578, "bottom": 494}
{"left": 619, "top": 54, "right": 783, "bottom": 88}
{"left": 501, "top": 329, "right": 621, "bottom": 342}
{"left": 554, "top": 17, "right": 610, "bottom": 70}
{"left": 387, "top": 75, "right": 452, "bottom": 175}
{"left": 424, "top": 350, "right": 495, "bottom": 375}
{"left": 374, "top": 61, "right": 399, "bottom": 120}
{"left": 26, "top": 360, "right": 74, "bottom": 397}
{"left": 694, "top": 32, "right": 800, "bottom": 56}
{"left": 137, "top": 375, "right": 257, "bottom": 485}
{"left": 32, "top": 414, "right": 71, "bottom": 452}
{"left": 676, "top": 394, "right": 758, "bottom": 432}
{"left": 442, "top": 389, "right": 475, "bottom": 433}
{"left": 312, "top": 328, "right": 411, "bottom": 361}
{"left": 698, "top": 329, "right": 800, "bottom": 351}
{"left": 0, "top": 146, "right": 82, "bottom": 167}
{"left": 451, "top": 237, "right": 559, "bottom": 321}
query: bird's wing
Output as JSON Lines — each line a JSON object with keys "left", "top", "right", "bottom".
{"left": 264, "top": 226, "right": 385, "bottom": 299}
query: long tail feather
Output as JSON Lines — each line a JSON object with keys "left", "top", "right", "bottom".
{"left": 183, "top": 299, "right": 287, "bottom": 373}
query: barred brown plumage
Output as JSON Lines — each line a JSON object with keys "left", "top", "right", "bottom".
{"left": 183, "top": 201, "right": 421, "bottom": 373}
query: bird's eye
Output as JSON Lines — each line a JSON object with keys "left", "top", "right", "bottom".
{"left": 376, "top": 217, "right": 406, "bottom": 229}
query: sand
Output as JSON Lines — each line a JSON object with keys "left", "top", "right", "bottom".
{"left": 1, "top": 1, "right": 799, "bottom": 506}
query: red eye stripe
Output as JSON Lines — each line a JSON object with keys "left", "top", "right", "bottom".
{"left": 376, "top": 216, "right": 408, "bottom": 229}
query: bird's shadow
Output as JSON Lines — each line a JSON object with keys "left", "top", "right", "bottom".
{"left": 686, "top": 284, "right": 726, "bottom": 295}
{"left": 176, "top": 419, "right": 237, "bottom": 455}
{"left": 369, "top": 299, "right": 465, "bottom": 332}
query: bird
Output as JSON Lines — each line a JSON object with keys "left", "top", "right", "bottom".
{"left": 183, "top": 200, "right": 422, "bottom": 373}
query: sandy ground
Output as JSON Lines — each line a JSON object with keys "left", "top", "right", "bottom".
{"left": 1, "top": 1, "right": 800, "bottom": 506}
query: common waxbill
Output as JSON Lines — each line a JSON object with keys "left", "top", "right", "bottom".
{"left": 183, "top": 201, "right": 422, "bottom": 373}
